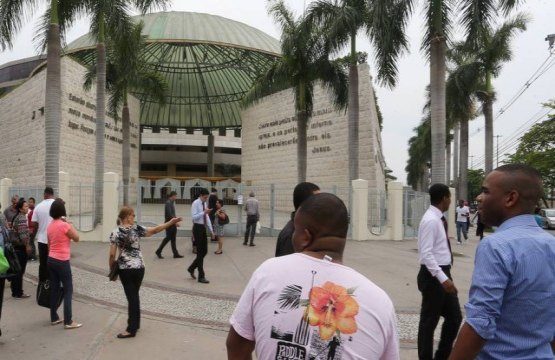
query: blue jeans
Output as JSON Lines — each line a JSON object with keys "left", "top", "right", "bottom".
{"left": 456, "top": 221, "right": 468, "bottom": 243}
{"left": 47, "top": 257, "right": 73, "bottom": 325}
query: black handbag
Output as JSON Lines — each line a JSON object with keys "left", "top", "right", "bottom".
{"left": 36, "top": 279, "right": 64, "bottom": 308}
{"left": 108, "top": 260, "right": 119, "bottom": 281}
{"left": 0, "top": 241, "right": 21, "bottom": 278}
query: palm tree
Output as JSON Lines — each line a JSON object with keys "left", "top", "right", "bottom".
{"left": 406, "top": 117, "right": 431, "bottom": 191}
{"left": 243, "top": 0, "right": 348, "bottom": 183}
{"left": 85, "top": 0, "right": 169, "bottom": 225}
{"left": 395, "top": 0, "right": 523, "bottom": 184}
{"left": 446, "top": 43, "right": 480, "bottom": 201}
{"left": 0, "top": 0, "right": 84, "bottom": 191}
{"left": 84, "top": 21, "right": 168, "bottom": 205}
{"left": 307, "top": 0, "right": 409, "bottom": 181}
{"left": 468, "top": 14, "right": 528, "bottom": 173}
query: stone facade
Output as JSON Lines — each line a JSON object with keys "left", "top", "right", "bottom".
{"left": 0, "top": 57, "right": 140, "bottom": 197}
{"left": 241, "top": 63, "right": 387, "bottom": 193}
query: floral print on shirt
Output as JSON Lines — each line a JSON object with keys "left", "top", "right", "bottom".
{"left": 109, "top": 224, "right": 146, "bottom": 269}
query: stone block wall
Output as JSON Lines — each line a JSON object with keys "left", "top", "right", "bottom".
{"left": 0, "top": 57, "right": 139, "bottom": 204}
{"left": 241, "top": 63, "right": 387, "bottom": 196}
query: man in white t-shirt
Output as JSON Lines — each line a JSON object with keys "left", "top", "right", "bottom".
{"left": 455, "top": 200, "right": 470, "bottom": 244}
{"left": 30, "top": 187, "right": 55, "bottom": 282}
{"left": 227, "top": 193, "right": 399, "bottom": 360}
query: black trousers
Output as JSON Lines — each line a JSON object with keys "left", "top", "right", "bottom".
{"left": 156, "top": 225, "right": 178, "bottom": 256}
{"left": 417, "top": 265, "right": 462, "bottom": 360}
{"left": 38, "top": 242, "right": 49, "bottom": 282}
{"left": 10, "top": 246, "right": 28, "bottom": 297}
{"left": 0, "top": 277, "right": 5, "bottom": 321}
{"left": 189, "top": 224, "right": 207, "bottom": 279}
{"left": 119, "top": 267, "right": 145, "bottom": 335}
{"left": 244, "top": 215, "right": 257, "bottom": 244}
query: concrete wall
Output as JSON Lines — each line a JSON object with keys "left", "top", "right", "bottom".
{"left": 0, "top": 56, "right": 140, "bottom": 203}
{"left": 241, "top": 63, "right": 387, "bottom": 192}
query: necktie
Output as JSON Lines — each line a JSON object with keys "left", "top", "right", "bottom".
{"left": 441, "top": 216, "right": 453, "bottom": 265}
{"left": 202, "top": 201, "right": 206, "bottom": 225}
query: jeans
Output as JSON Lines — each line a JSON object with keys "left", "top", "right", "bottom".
{"left": 119, "top": 267, "right": 145, "bottom": 334}
{"left": 244, "top": 215, "right": 258, "bottom": 244}
{"left": 48, "top": 257, "right": 73, "bottom": 325}
{"left": 456, "top": 221, "right": 468, "bottom": 243}
{"left": 10, "top": 246, "right": 28, "bottom": 297}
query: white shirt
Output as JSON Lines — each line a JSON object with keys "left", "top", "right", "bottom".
{"left": 418, "top": 205, "right": 452, "bottom": 284}
{"left": 455, "top": 205, "right": 469, "bottom": 222}
{"left": 230, "top": 253, "right": 400, "bottom": 360}
{"left": 31, "top": 198, "right": 55, "bottom": 244}
{"left": 191, "top": 197, "right": 213, "bottom": 232}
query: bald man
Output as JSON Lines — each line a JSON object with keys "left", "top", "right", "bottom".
{"left": 227, "top": 193, "right": 399, "bottom": 360}
{"left": 449, "top": 164, "right": 555, "bottom": 360}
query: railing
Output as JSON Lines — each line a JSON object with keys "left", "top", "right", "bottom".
{"left": 403, "top": 189, "right": 430, "bottom": 238}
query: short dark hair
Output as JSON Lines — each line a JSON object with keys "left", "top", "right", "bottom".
{"left": 495, "top": 163, "right": 543, "bottom": 208}
{"left": 198, "top": 188, "right": 209, "bottom": 196}
{"left": 49, "top": 198, "right": 67, "bottom": 219}
{"left": 211, "top": 188, "right": 217, "bottom": 192}
{"left": 44, "top": 187, "right": 54, "bottom": 195}
{"left": 293, "top": 182, "right": 320, "bottom": 210}
{"left": 29, "top": 197, "right": 35, "bottom": 202}
{"left": 297, "top": 193, "right": 348, "bottom": 238}
{"left": 429, "top": 183, "right": 450, "bottom": 206}
{"left": 168, "top": 191, "right": 177, "bottom": 197}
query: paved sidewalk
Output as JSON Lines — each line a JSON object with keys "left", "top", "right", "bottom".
{"left": 0, "top": 234, "right": 482, "bottom": 360}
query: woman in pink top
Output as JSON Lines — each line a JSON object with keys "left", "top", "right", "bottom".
{"left": 47, "top": 198, "right": 81, "bottom": 330}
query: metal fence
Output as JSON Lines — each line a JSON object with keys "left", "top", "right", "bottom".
{"left": 403, "top": 189, "right": 430, "bottom": 238}
{"left": 134, "top": 182, "right": 355, "bottom": 235}
{"left": 368, "top": 189, "right": 388, "bottom": 235}
{"left": 8, "top": 184, "right": 95, "bottom": 232}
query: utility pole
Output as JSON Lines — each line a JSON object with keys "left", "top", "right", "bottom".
{"left": 495, "top": 135, "right": 503, "bottom": 168}
{"left": 469, "top": 155, "right": 474, "bottom": 170}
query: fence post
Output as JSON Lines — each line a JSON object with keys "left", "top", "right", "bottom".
{"left": 351, "top": 179, "right": 369, "bottom": 241}
{"left": 58, "top": 171, "right": 70, "bottom": 204}
{"left": 102, "top": 172, "right": 119, "bottom": 242}
{"left": 388, "top": 181, "right": 404, "bottom": 241}
{"left": 0, "top": 178, "right": 13, "bottom": 211}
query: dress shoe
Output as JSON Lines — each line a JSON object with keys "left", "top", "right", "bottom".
{"left": 173, "top": 254, "right": 184, "bottom": 258}
{"left": 187, "top": 268, "right": 196, "bottom": 280}
{"left": 242, "top": 242, "right": 247, "bottom": 246}
{"left": 198, "top": 278, "right": 210, "bottom": 284}
{"left": 155, "top": 250, "right": 163, "bottom": 259}
{"left": 249, "top": 243, "right": 256, "bottom": 246}
{"left": 117, "top": 332, "right": 136, "bottom": 339}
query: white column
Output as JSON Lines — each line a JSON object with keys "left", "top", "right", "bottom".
{"left": 448, "top": 186, "right": 456, "bottom": 240}
{"left": 0, "top": 178, "right": 13, "bottom": 211}
{"left": 387, "top": 181, "right": 404, "bottom": 241}
{"left": 351, "top": 179, "right": 369, "bottom": 241}
{"left": 102, "top": 172, "right": 119, "bottom": 242}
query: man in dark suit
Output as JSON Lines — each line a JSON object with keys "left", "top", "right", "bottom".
{"left": 155, "top": 191, "right": 183, "bottom": 258}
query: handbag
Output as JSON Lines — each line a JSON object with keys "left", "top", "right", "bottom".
{"left": 255, "top": 221, "right": 261, "bottom": 234}
{"left": 0, "top": 247, "right": 9, "bottom": 274}
{"left": 0, "top": 242, "right": 21, "bottom": 278}
{"left": 108, "top": 260, "right": 119, "bottom": 281}
{"left": 36, "top": 279, "right": 64, "bottom": 308}
{"left": 218, "top": 211, "right": 230, "bottom": 225}
{"left": 8, "top": 228, "right": 21, "bottom": 246}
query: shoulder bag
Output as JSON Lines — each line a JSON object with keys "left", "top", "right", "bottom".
{"left": 0, "top": 241, "right": 21, "bottom": 278}
{"left": 36, "top": 279, "right": 64, "bottom": 308}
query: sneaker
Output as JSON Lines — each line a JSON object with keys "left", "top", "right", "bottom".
{"left": 64, "top": 322, "right": 82, "bottom": 330}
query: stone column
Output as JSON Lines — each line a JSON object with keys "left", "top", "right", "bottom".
{"left": 207, "top": 133, "right": 214, "bottom": 176}
{"left": 448, "top": 186, "right": 456, "bottom": 240}
{"left": 0, "top": 178, "right": 13, "bottom": 211}
{"left": 387, "top": 181, "right": 404, "bottom": 241}
{"left": 102, "top": 172, "right": 119, "bottom": 242}
{"left": 351, "top": 179, "right": 369, "bottom": 241}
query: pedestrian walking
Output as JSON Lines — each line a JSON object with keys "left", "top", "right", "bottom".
{"left": 243, "top": 191, "right": 259, "bottom": 246}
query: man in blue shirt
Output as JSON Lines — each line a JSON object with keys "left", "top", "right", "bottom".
{"left": 449, "top": 164, "right": 555, "bottom": 359}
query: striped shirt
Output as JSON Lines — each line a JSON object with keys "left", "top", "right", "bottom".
{"left": 465, "top": 215, "right": 555, "bottom": 359}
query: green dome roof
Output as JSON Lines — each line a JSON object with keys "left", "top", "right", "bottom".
{"left": 66, "top": 11, "right": 281, "bottom": 129}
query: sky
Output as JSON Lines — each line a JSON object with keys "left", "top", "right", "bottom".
{"left": 1, "top": 0, "right": 554, "bottom": 184}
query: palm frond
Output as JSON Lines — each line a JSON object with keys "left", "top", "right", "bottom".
{"left": 277, "top": 284, "right": 302, "bottom": 310}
